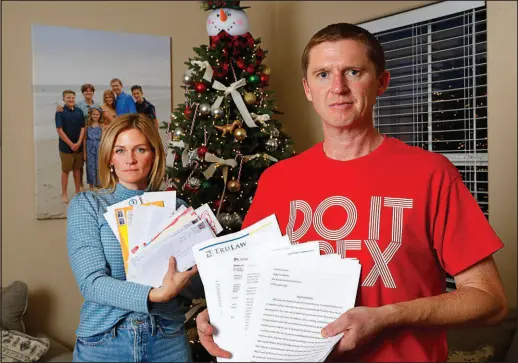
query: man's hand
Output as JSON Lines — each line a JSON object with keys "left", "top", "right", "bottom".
{"left": 149, "top": 257, "right": 198, "bottom": 303}
{"left": 56, "top": 105, "right": 64, "bottom": 112}
{"left": 70, "top": 143, "right": 79, "bottom": 152}
{"left": 322, "top": 306, "right": 388, "bottom": 358}
{"left": 196, "top": 309, "right": 232, "bottom": 359}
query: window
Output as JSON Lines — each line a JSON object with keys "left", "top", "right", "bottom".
{"left": 358, "top": 1, "right": 487, "bottom": 291}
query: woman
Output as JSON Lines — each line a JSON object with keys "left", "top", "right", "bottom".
{"left": 67, "top": 113, "right": 201, "bottom": 362}
{"left": 101, "top": 89, "right": 117, "bottom": 127}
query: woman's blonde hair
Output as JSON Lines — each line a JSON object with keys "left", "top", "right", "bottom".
{"left": 103, "top": 89, "right": 116, "bottom": 110}
{"left": 98, "top": 113, "right": 165, "bottom": 192}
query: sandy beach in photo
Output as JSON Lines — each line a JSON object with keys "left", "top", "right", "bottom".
{"left": 35, "top": 138, "right": 81, "bottom": 219}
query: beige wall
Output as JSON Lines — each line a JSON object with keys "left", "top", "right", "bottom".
{"left": 2, "top": 0, "right": 516, "bottom": 349}
{"left": 487, "top": 1, "right": 518, "bottom": 309}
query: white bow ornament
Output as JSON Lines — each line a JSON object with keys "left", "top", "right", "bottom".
{"left": 211, "top": 79, "right": 257, "bottom": 128}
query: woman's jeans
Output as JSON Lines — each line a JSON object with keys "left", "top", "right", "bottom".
{"left": 72, "top": 315, "right": 192, "bottom": 362}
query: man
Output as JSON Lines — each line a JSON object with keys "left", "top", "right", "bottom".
{"left": 131, "top": 85, "right": 159, "bottom": 129}
{"left": 195, "top": 23, "right": 508, "bottom": 362}
{"left": 110, "top": 78, "right": 136, "bottom": 115}
{"left": 55, "top": 90, "right": 85, "bottom": 204}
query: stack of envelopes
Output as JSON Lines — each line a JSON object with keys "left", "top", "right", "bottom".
{"left": 104, "top": 190, "right": 223, "bottom": 287}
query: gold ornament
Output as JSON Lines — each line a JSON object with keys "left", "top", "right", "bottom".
{"left": 173, "top": 177, "right": 181, "bottom": 184}
{"left": 234, "top": 127, "right": 247, "bottom": 141}
{"left": 214, "top": 120, "right": 242, "bottom": 136}
{"left": 227, "top": 179, "right": 241, "bottom": 192}
{"left": 263, "top": 67, "right": 271, "bottom": 75}
{"left": 244, "top": 91, "right": 257, "bottom": 105}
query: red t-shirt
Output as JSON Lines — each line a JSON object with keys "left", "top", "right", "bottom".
{"left": 242, "top": 136, "right": 503, "bottom": 362}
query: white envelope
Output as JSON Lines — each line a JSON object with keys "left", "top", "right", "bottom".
{"left": 140, "top": 191, "right": 177, "bottom": 209}
{"left": 127, "top": 219, "right": 215, "bottom": 288}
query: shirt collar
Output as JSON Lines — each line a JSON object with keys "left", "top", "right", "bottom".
{"left": 113, "top": 182, "right": 146, "bottom": 199}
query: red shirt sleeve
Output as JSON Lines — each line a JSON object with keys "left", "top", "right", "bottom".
{"left": 433, "top": 176, "right": 504, "bottom": 276}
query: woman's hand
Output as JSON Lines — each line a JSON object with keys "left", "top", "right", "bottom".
{"left": 148, "top": 257, "right": 198, "bottom": 303}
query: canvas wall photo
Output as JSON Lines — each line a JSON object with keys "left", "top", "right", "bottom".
{"left": 31, "top": 24, "right": 172, "bottom": 219}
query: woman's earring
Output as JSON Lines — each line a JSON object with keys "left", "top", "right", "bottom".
{"left": 110, "top": 165, "right": 114, "bottom": 173}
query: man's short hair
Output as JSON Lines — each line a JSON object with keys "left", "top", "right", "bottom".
{"left": 131, "top": 85, "right": 143, "bottom": 93}
{"left": 62, "top": 89, "right": 76, "bottom": 97}
{"left": 81, "top": 83, "right": 95, "bottom": 94}
{"left": 302, "top": 23, "right": 385, "bottom": 78}
{"left": 110, "top": 78, "right": 123, "bottom": 86}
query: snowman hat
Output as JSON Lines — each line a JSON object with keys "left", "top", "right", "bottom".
{"left": 201, "top": 0, "right": 250, "bottom": 11}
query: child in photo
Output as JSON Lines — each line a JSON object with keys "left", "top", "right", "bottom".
{"left": 83, "top": 106, "right": 103, "bottom": 189}
{"left": 56, "top": 90, "right": 85, "bottom": 203}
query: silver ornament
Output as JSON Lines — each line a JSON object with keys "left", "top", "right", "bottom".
{"left": 265, "top": 138, "right": 279, "bottom": 152}
{"left": 182, "top": 72, "right": 193, "bottom": 85}
{"left": 199, "top": 103, "right": 211, "bottom": 116}
{"left": 218, "top": 213, "right": 232, "bottom": 227}
{"left": 217, "top": 212, "right": 242, "bottom": 228}
{"left": 188, "top": 149, "right": 199, "bottom": 164}
{"left": 187, "top": 177, "right": 201, "bottom": 189}
{"left": 270, "top": 127, "right": 280, "bottom": 138}
{"left": 211, "top": 107, "right": 224, "bottom": 120}
{"left": 229, "top": 212, "right": 243, "bottom": 226}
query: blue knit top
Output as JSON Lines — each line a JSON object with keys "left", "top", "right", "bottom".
{"left": 66, "top": 183, "right": 201, "bottom": 338}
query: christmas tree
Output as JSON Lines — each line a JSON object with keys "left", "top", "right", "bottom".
{"left": 164, "top": 0, "right": 295, "bottom": 235}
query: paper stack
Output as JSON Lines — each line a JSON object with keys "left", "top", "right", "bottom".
{"left": 104, "top": 190, "right": 223, "bottom": 288}
{"left": 192, "top": 215, "right": 362, "bottom": 362}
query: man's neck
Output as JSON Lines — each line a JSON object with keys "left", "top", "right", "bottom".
{"left": 84, "top": 98, "right": 94, "bottom": 105}
{"left": 322, "top": 125, "right": 383, "bottom": 161}
{"left": 65, "top": 104, "right": 75, "bottom": 110}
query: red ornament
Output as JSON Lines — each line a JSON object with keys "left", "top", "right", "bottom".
{"left": 184, "top": 184, "right": 199, "bottom": 194}
{"left": 194, "top": 82, "right": 208, "bottom": 93}
{"left": 166, "top": 186, "right": 176, "bottom": 191}
{"left": 197, "top": 145, "right": 209, "bottom": 159}
{"left": 184, "top": 106, "right": 193, "bottom": 118}
{"left": 260, "top": 74, "right": 270, "bottom": 85}
{"left": 214, "top": 199, "right": 222, "bottom": 208}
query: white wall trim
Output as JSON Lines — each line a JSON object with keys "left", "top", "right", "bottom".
{"left": 358, "top": 1, "right": 485, "bottom": 34}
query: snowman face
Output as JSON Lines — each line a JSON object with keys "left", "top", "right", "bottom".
{"left": 206, "top": 8, "right": 250, "bottom": 36}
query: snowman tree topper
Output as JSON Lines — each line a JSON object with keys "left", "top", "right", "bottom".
{"left": 202, "top": 0, "right": 250, "bottom": 36}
